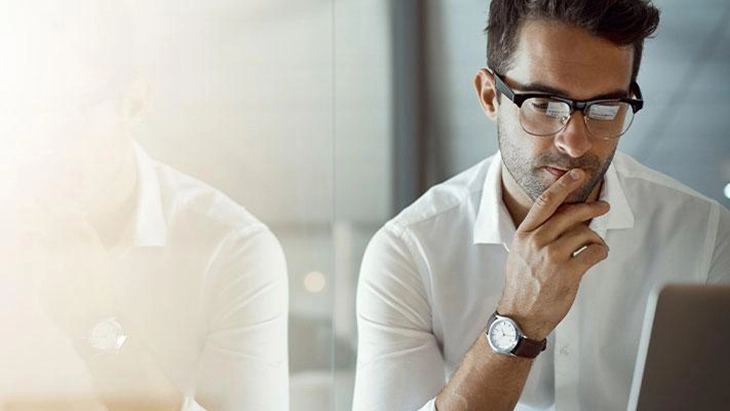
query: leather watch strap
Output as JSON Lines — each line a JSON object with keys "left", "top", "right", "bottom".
{"left": 512, "top": 334, "right": 547, "bottom": 358}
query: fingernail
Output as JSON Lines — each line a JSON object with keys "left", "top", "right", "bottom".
{"left": 570, "top": 169, "right": 582, "bottom": 180}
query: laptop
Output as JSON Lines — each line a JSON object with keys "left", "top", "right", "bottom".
{"left": 626, "top": 284, "right": 730, "bottom": 410}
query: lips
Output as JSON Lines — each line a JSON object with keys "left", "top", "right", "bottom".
{"left": 543, "top": 166, "right": 568, "bottom": 178}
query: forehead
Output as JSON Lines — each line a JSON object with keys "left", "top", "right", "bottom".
{"left": 506, "top": 20, "right": 634, "bottom": 100}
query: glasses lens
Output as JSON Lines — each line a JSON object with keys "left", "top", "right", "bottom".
{"left": 585, "top": 102, "right": 635, "bottom": 139}
{"left": 519, "top": 97, "right": 571, "bottom": 136}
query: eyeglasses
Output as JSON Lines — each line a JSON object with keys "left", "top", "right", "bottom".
{"left": 491, "top": 70, "right": 644, "bottom": 140}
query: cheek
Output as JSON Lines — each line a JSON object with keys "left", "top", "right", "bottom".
{"left": 595, "top": 139, "right": 618, "bottom": 157}
{"left": 498, "top": 104, "right": 547, "bottom": 155}
{"left": 499, "top": 119, "right": 552, "bottom": 161}
{"left": 84, "top": 102, "right": 127, "bottom": 150}
{"left": 65, "top": 104, "right": 127, "bottom": 173}
{"left": 13, "top": 105, "right": 127, "bottom": 198}
{"left": 586, "top": 139, "right": 619, "bottom": 169}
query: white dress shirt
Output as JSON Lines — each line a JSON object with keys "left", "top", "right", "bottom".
{"left": 354, "top": 151, "right": 730, "bottom": 411}
{"left": 0, "top": 144, "right": 289, "bottom": 410}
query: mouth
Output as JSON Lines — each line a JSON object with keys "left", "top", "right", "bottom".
{"left": 542, "top": 166, "right": 569, "bottom": 178}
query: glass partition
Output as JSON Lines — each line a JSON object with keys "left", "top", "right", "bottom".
{"left": 2, "top": 1, "right": 335, "bottom": 410}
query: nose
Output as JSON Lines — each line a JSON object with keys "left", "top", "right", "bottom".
{"left": 553, "top": 112, "right": 592, "bottom": 158}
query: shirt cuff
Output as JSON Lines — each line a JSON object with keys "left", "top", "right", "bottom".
{"left": 419, "top": 398, "right": 438, "bottom": 411}
{"left": 181, "top": 397, "right": 206, "bottom": 411}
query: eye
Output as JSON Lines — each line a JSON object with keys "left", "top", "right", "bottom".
{"left": 529, "top": 101, "right": 550, "bottom": 111}
{"left": 587, "top": 103, "right": 621, "bottom": 121}
{"left": 543, "top": 101, "right": 570, "bottom": 118}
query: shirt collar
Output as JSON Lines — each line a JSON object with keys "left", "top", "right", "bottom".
{"left": 591, "top": 158, "right": 635, "bottom": 236}
{"left": 130, "top": 142, "right": 168, "bottom": 248}
{"left": 473, "top": 152, "right": 635, "bottom": 246}
{"left": 473, "top": 153, "right": 516, "bottom": 245}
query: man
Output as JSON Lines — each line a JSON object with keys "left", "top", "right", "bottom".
{"left": 353, "top": 1, "right": 730, "bottom": 410}
{"left": 2, "top": 3, "right": 288, "bottom": 410}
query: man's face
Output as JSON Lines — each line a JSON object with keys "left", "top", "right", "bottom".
{"left": 0, "top": 10, "right": 132, "bottom": 213}
{"left": 496, "top": 20, "right": 634, "bottom": 204}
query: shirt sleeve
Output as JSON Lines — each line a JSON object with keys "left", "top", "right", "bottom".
{"left": 353, "top": 224, "right": 445, "bottom": 411}
{"left": 193, "top": 226, "right": 289, "bottom": 411}
{"left": 707, "top": 202, "right": 730, "bottom": 285}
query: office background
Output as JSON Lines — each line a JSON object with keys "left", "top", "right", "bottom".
{"left": 124, "top": 0, "right": 728, "bottom": 409}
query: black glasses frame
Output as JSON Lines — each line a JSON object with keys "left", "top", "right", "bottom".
{"left": 491, "top": 70, "right": 644, "bottom": 116}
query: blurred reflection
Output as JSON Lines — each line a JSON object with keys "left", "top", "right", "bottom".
{"left": 1, "top": 2, "right": 288, "bottom": 410}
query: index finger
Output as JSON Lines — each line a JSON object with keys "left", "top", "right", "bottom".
{"left": 519, "top": 168, "right": 585, "bottom": 232}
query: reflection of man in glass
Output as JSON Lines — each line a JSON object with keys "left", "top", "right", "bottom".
{"left": 2, "top": 3, "right": 288, "bottom": 410}
{"left": 354, "top": 1, "right": 730, "bottom": 410}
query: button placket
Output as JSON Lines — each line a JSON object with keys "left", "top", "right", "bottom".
{"left": 554, "top": 299, "right": 581, "bottom": 411}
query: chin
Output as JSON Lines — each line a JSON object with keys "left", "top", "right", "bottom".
{"left": 527, "top": 178, "right": 596, "bottom": 204}
{"left": 564, "top": 181, "right": 598, "bottom": 204}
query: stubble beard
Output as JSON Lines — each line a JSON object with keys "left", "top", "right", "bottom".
{"left": 497, "top": 123, "right": 616, "bottom": 204}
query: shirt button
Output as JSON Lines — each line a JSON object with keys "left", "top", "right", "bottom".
{"left": 560, "top": 345, "right": 570, "bottom": 356}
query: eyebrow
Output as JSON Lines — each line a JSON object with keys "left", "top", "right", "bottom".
{"left": 519, "top": 81, "right": 630, "bottom": 100}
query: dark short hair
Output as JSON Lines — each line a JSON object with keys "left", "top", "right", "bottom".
{"left": 486, "top": 0, "right": 660, "bottom": 82}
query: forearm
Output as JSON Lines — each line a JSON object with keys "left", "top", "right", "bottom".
{"left": 435, "top": 333, "right": 533, "bottom": 411}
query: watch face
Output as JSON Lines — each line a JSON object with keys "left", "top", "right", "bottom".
{"left": 88, "top": 317, "right": 127, "bottom": 352}
{"left": 488, "top": 318, "right": 518, "bottom": 353}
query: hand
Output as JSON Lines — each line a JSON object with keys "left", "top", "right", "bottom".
{"left": 23, "top": 210, "right": 119, "bottom": 338}
{"left": 498, "top": 169, "right": 610, "bottom": 340}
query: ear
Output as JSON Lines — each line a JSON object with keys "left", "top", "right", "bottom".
{"left": 474, "top": 69, "right": 499, "bottom": 122}
{"left": 121, "top": 78, "right": 151, "bottom": 124}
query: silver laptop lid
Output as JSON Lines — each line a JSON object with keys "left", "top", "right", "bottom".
{"left": 627, "top": 284, "right": 730, "bottom": 411}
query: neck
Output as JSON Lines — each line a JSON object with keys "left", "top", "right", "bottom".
{"left": 86, "top": 139, "right": 138, "bottom": 249}
{"left": 501, "top": 163, "right": 602, "bottom": 228}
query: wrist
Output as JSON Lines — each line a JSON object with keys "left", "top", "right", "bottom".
{"left": 496, "top": 303, "right": 552, "bottom": 341}
{"left": 486, "top": 311, "right": 547, "bottom": 358}
{"left": 73, "top": 316, "right": 129, "bottom": 361}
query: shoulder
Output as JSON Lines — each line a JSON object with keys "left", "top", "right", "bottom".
{"left": 362, "top": 155, "right": 495, "bottom": 287}
{"left": 151, "top": 161, "right": 286, "bottom": 278}
{"left": 154, "top": 161, "right": 272, "bottom": 238}
{"left": 612, "top": 152, "right": 730, "bottom": 251}
{"left": 613, "top": 152, "right": 723, "bottom": 212}
{"left": 385, "top": 155, "right": 494, "bottom": 236}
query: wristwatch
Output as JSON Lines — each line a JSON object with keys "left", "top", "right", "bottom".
{"left": 486, "top": 311, "right": 547, "bottom": 358}
{"left": 74, "top": 316, "right": 128, "bottom": 360}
